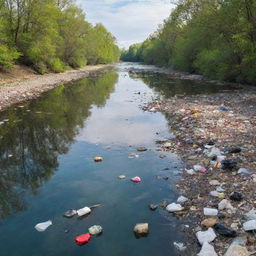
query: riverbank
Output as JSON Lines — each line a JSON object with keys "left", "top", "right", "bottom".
{"left": 0, "top": 64, "right": 114, "bottom": 111}
{"left": 144, "top": 87, "right": 256, "bottom": 255}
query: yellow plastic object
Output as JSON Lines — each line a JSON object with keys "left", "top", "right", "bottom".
{"left": 93, "top": 157, "right": 103, "bottom": 162}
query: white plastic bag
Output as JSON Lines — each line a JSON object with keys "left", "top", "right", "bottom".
{"left": 35, "top": 220, "right": 52, "bottom": 232}
{"left": 166, "top": 203, "right": 183, "bottom": 212}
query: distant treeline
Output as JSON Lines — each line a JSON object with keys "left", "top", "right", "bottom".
{"left": 0, "top": 0, "right": 120, "bottom": 73}
{"left": 121, "top": 0, "right": 256, "bottom": 84}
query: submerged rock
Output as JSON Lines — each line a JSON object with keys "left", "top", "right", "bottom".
{"left": 63, "top": 209, "right": 77, "bottom": 218}
{"left": 134, "top": 223, "right": 149, "bottom": 236}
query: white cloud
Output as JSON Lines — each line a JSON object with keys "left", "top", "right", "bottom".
{"left": 77, "top": 0, "right": 174, "bottom": 48}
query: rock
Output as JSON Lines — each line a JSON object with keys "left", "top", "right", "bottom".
{"left": 229, "top": 148, "right": 242, "bottom": 154}
{"left": 218, "top": 199, "right": 236, "bottom": 213}
{"left": 224, "top": 245, "right": 250, "bottom": 256}
{"left": 207, "top": 147, "right": 222, "bottom": 158}
{"left": 119, "top": 175, "right": 126, "bottom": 179}
{"left": 204, "top": 208, "right": 218, "bottom": 216}
{"left": 134, "top": 223, "right": 149, "bottom": 236}
{"left": 137, "top": 147, "right": 147, "bottom": 152}
{"left": 166, "top": 203, "right": 184, "bottom": 212}
{"left": 243, "top": 219, "right": 256, "bottom": 231}
{"left": 88, "top": 225, "right": 103, "bottom": 235}
{"left": 63, "top": 209, "right": 77, "bottom": 218}
{"left": 209, "top": 180, "right": 220, "bottom": 186}
{"left": 238, "top": 168, "right": 250, "bottom": 175}
{"left": 149, "top": 204, "right": 158, "bottom": 211}
{"left": 245, "top": 208, "right": 256, "bottom": 220}
{"left": 214, "top": 223, "right": 236, "bottom": 237}
{"left": 160, "top": 200, "right": 168, "bottom": 208}
{"left": 230, "top": 192, "right": 243, "bottom": 201}
{"left": 177, "top": 196, "right": 189, "bottom": 204}
{"left": 201, "top": 218, "right": 217, "bottom": 227}
{"left": 221, "top": 160, "right": 237, "bottom": 170}
{"left": 198, "top": 242, "right": 218, "bottom": 256}
{"left": 196, "top": 228, "right": 216, "bottom": 245}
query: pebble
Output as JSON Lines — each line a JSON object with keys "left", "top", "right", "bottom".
{"left": 136, "top": 147, "right": 147, "bottom": 152}
{"left": 201, "top": 218, "right": 217, "bottom": 227}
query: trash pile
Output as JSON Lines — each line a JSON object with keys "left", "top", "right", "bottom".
{"left": 144, "top": 88, "right": 256, "bottom": 255}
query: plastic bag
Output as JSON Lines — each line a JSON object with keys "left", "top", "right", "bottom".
{"left": 35, "top": 220, "right": 52, "bottom": 232}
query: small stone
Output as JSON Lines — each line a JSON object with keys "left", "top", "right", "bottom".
{"left": 224, "top": 245, "right": 250, "bottom": 256}
{"left": 209, "top": 180, "right": 220, "bottom": 186}
{"left": 149, "top": 204, "right": 158, "bottom": 211}
{"left": 201, "top": 218, "right": 217, "bottom": 227}
{"left": 63, "top": 209, "right": 77, "bottom": 218}
{"left": 230, "top": 192, "right": 243, "bottom": 201}
{"left": 137, "top": 147, "right": 147, "bottom": 152}
{"left": 134, "top": 223, "right": 149, "bottom": 236}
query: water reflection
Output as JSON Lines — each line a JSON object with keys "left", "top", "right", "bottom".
{"left": 128, "top": 70, "right": 240, "bottom": 98}
{"left": 0, "top": 72, "right": 117, "bottom": 219}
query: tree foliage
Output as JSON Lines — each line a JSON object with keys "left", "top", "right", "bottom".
{"left": 0, "top": 0, "right": 120, "bottom": 72}
{"left": 121, "top": 0, "right": 256, "bottom": 84}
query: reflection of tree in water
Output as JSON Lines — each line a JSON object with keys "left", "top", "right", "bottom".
{"left": 129, "top": 71, "right": 233, "bottom": 97}
{"left": 0, "top": 71, "right": 117, "bottom": 219}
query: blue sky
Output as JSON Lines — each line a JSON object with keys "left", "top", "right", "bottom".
{"left": 77, "top": 0, "right": 174, "bottom": 48}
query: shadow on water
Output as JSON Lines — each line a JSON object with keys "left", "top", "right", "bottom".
{"left": 0, "top": 72, "right": 117, "bottom": 219}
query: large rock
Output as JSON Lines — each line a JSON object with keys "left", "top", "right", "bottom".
{"left": 196, "top": 228, "right": 216, "bottom": 245}
{"left": 198, "top": 242, "right": 217, "bottom": 256}
{"left": 224, "top": 245, "right": 250, "bottom": 256}
{"left": 134, "top": 223, "right": 149, "bottom": 236}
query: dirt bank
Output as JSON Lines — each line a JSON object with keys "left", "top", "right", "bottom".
{"left": 144, "top": 87, "right": 256, "bottom": 255}
{"left": 0, "top": 64, "right": 113, "bottom": 111}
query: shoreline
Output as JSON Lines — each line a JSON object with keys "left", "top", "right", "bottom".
{"left": 144, "top": 87, "right": 256, "bottom": 255}
{"left": 0, "top": 64, "right": 114, "bottom": 111}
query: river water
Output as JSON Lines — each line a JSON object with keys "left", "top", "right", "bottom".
{"left": 0, "top": 63, "right": 234, "bottom": 256}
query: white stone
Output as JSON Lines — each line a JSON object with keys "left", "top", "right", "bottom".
{"left": 197, "top": 242, "right": 217, "bottom": 256}
{"left": 224, "top": 244, "right": 250, "bottom": 256}
{"left": 243, "top": 220, "right": 256, "bottom": 231}
{"left": 196, "top": 228, "right": 216, "bottom": 245}
{"left": 177, "top": 196, "right": 189, "bottom": 204}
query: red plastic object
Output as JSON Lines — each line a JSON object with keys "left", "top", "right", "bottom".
{"left": 75, "top": 233, "right": 91, "bottom": 246}
{"left": 131, "top": 176, "right": 141, "bottom": 183}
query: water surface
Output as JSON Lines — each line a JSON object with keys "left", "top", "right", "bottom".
{"left": 0, "top": 63, "right": 233, "bottom": 255}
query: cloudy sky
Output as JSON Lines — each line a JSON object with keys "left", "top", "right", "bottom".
{"left": 77, "top": 0, "right": 174, "bottom": 48}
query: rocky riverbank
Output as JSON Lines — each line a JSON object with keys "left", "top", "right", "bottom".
{"left": 144, "top": 86, "right": 256, "bottom": 255}
{"left": 0, "top": 64, "right": 113, "bottom": 111}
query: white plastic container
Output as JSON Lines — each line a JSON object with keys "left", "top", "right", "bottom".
{"left": 77, "top": 206, "right": 91, "bottom": 216}
{"left": 203, "top": 208, "right": 218, "bottom": 216}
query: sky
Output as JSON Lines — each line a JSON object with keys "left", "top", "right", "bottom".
{"left": 77, "top": 0, "right": 174, "bottom": 48}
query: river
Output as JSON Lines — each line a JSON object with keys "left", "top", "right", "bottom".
{"left": 0, "top": 63, "right": 234, "bottom": 256}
